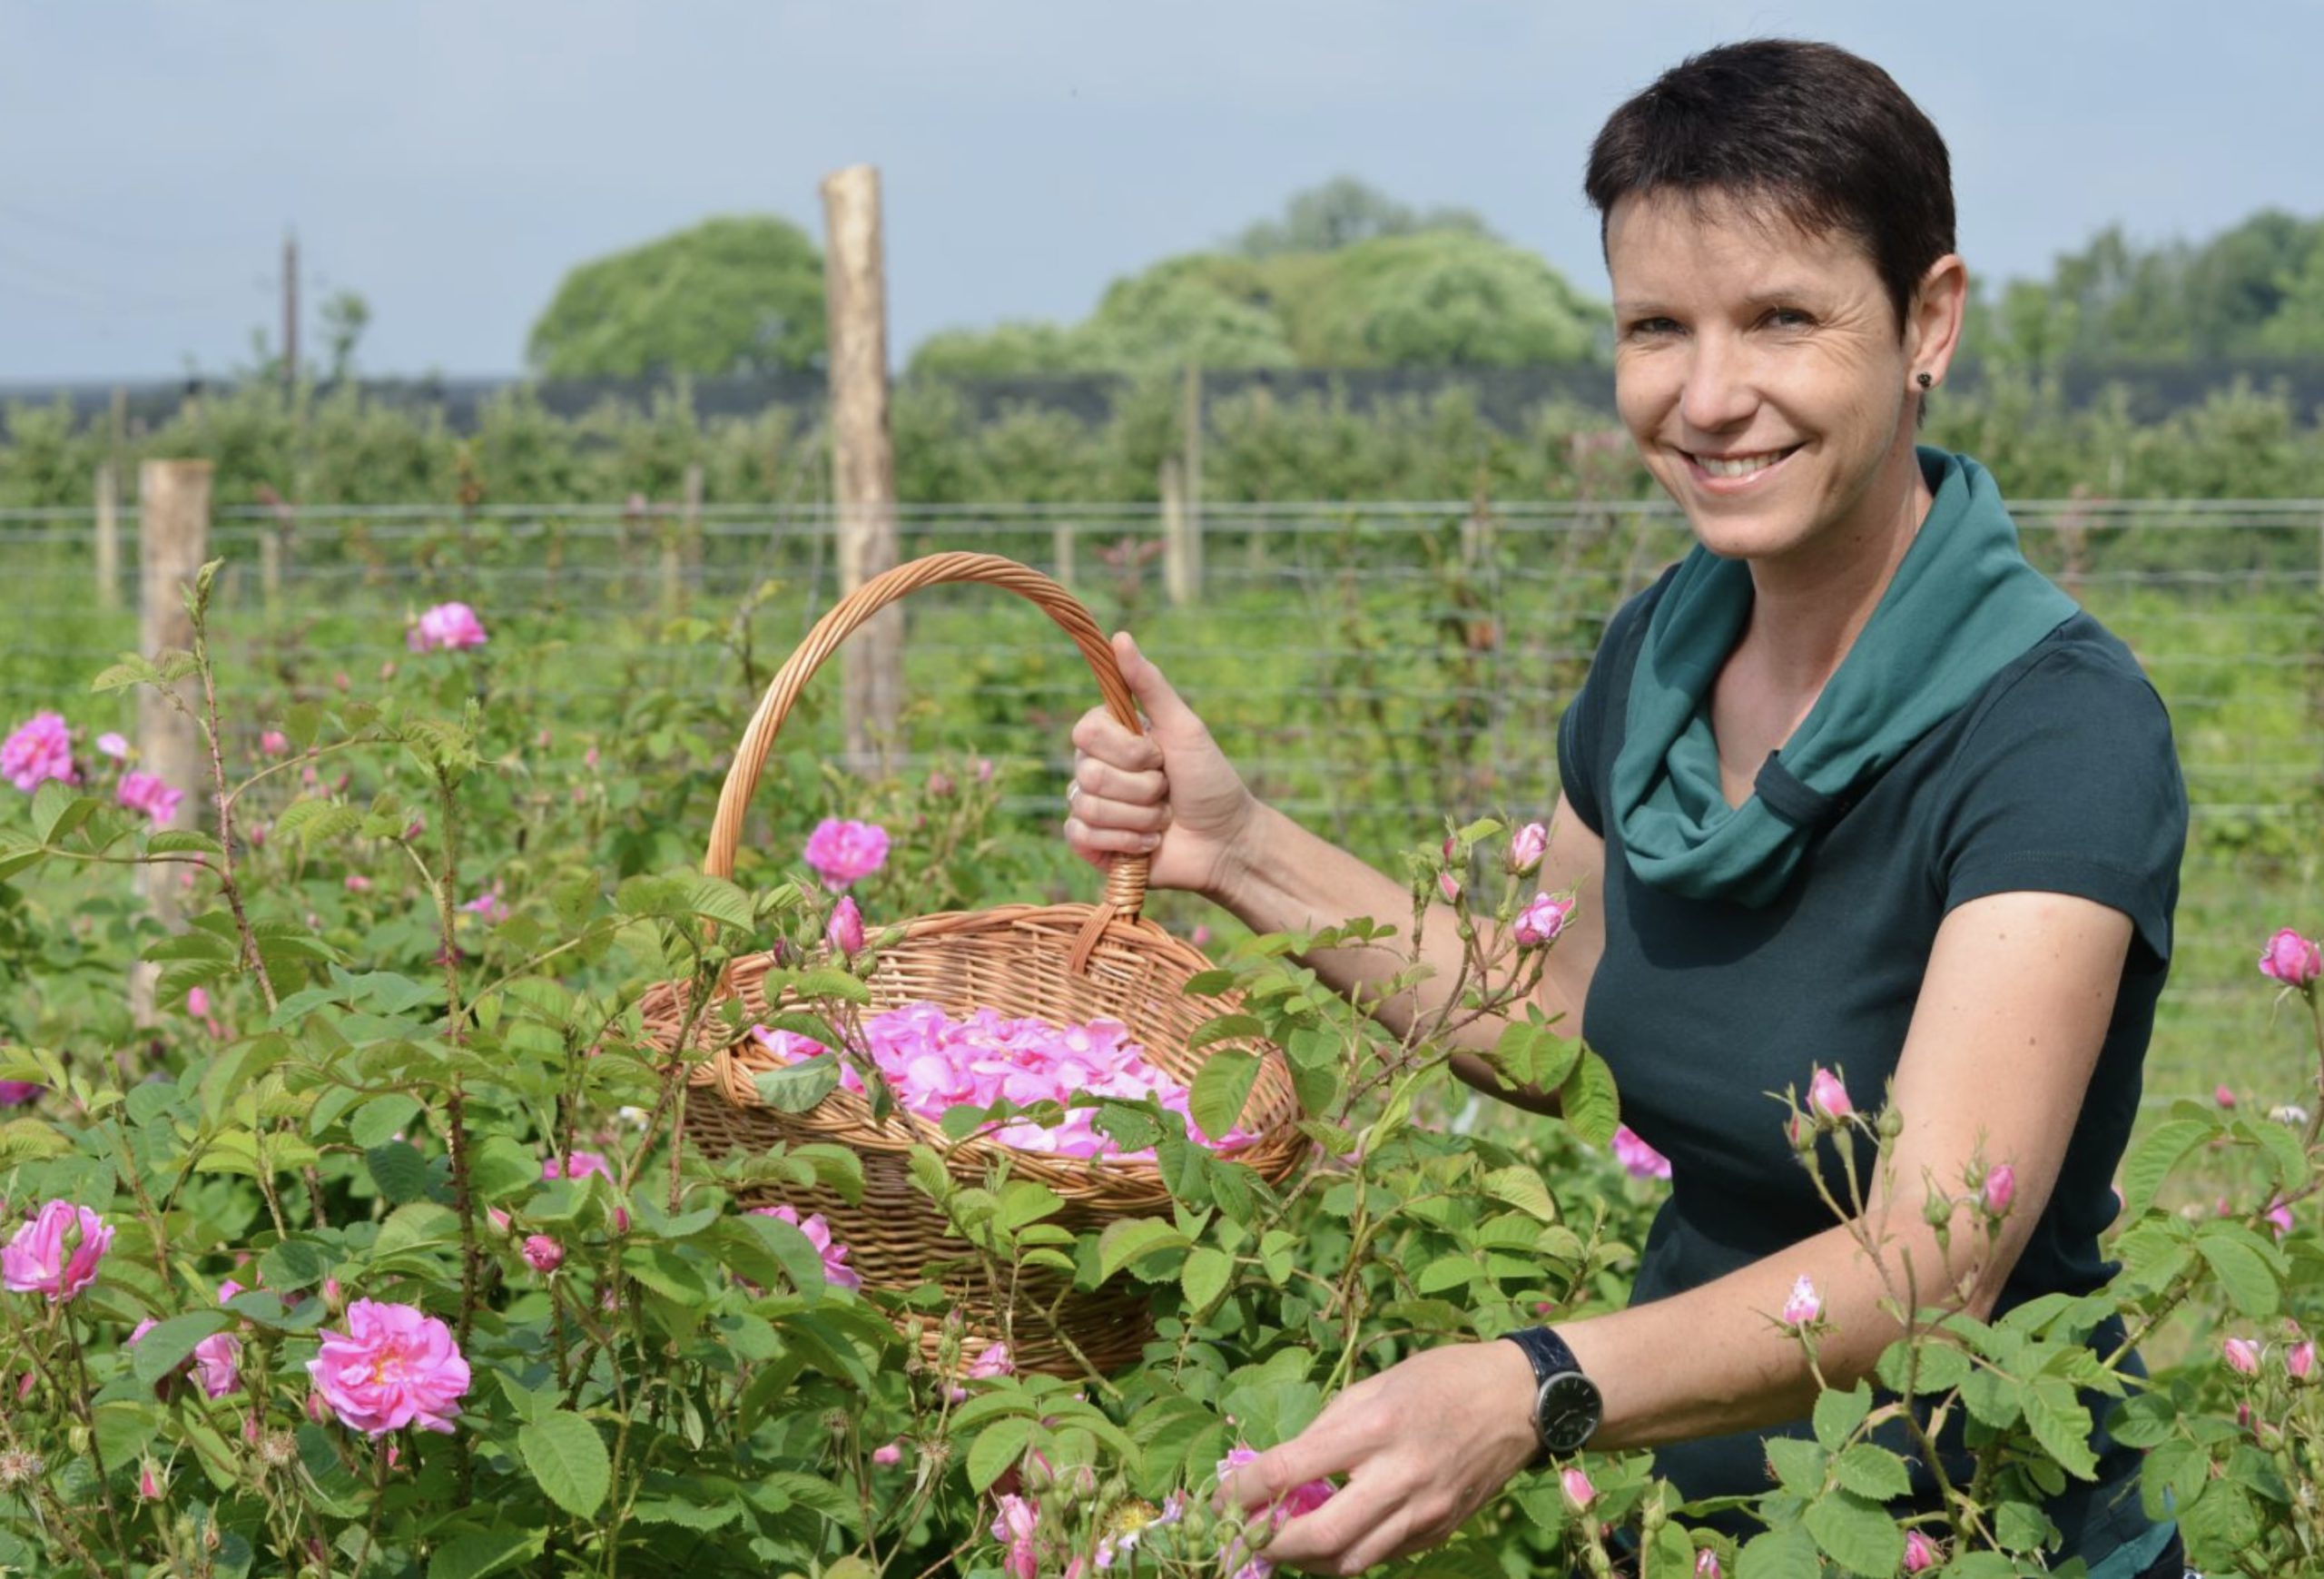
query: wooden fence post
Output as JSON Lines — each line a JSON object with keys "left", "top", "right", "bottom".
{"left": 1052, "top": 520, "right": 1077, "bottom": 592}
{"left": 682, "top": 460, "right": 705, "bottom": 599}
{"left": 822, "top": 164, "right": 901, "bottom": 774}
{"left": 1160, "top": 458, "right": 1192, "bottom": 607}
{"left": 1177, "top": 364, "right": 1205, "bottom": 603}
{"left": 129, "top": 459, "right": 210, "bottom": 1021}
{"left": 94, "top": 463, "right": 120, "bottom": 612}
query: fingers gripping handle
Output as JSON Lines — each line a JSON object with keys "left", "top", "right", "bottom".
{"left": 704, "top": 552, "right": 1150, "bottom": 919}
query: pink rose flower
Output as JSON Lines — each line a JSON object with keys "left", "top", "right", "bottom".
{"left": 1780, "top": 1274, "right": 1820, "bottom": 1328}
{"left": 408, "top": 602, "right": 488, "bottom": 653}
{"left": 2285, "top": 1340, "right": 2314, "bottom": 1381}
{"left": 752, "top": 1204, "right": 862, "bottom": 1291}
{"left": 990, "top": 1493, "right": 1040, "bottom": 1579}
{"left": 1807, "top": 1067, "right": 1853, "bottom": 1122}
{"left": 1694, "top": 1552, "right": 1722, "bottom": 1578}
{"left": 872, "top": 1439, "right": 904, "bottom": 1467}
{"left": 116, "top": 771, "right": 183, "bottom": 826}
{"left": 2266, "top": 1198, "right": 2295, "bottom": 1239}
{"left": 1436, "top": 870, "right": 1462, "bottom": 904}
{"left": 1, "top": 711, "right": 76, "bottom": 792}
{"left": 2, "top": 1199, "right": 113, "bottom": 1303}
{"left": 2223, "top": 1337, "right": 2260, "bottom": 1376}
{"left": 1903, "top": 1530, "right": 1940, "bottom": 1572}
{"left": 541, "top": 1151, "right": 611, "bottom": 1182}
{"left": 1217, "top": 1445, "right": 1335, "bottom": 1576}
{"left": 0, "top": 1082, "right": 40, "bottom": 1108}
{"left": 2259, "top": 928, "right": 2321, "bottom": 989}
{"left": 95, "top": 732, "right": 130, "bottom": 761}
{"left": 1561, "top": 1466, "right": 1595, "bottom": 1511}
{"left": 2215, "top": 1084, "right": 2237, "bottom": 1109}
{"left": 521, "top": 1236, "right": 564, "bottom": 1274}
{"left": 192, "top": 1332, "right": 241, "bottom": 1398}
{"left": 1611, "top": 1124, "right": 1672, "bottom": 1181}
{"left": 138, "top": 1461, "right": 162, "bottom": 1500}
{"left": 460, "top": 888, "right": 509, "bottom": 925}
{"left": 344, "top": 874, "right": 373, "bottom": 893}
{"left": 803, "top": 817, "right": 891, "bottom": 891}
{"left": 1981, "top": 1164, "right": 2016, "bottom": 1219}
{"left": 304, "top": 1299, "right": 471, "bottom": 1436}
{"left": 966, "top": 1341, "right": 1013, "bottom": 1380}
{"left": 259, "top": 730, "right": 289, "bottom": 756}
{"left": 1513, "top": 893, "right": 1574, "bottom": 947}
{"left": 1507, "top": 821, "right": 1549, "bottom": 875}
{"left": 826, "top": 896, "right": 865, "bottom": 958}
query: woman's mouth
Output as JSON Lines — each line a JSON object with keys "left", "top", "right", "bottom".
{"left": 1685, "top": 446, "right": 1800, "bottom": 483}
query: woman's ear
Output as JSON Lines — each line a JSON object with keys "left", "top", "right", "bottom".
{"left": 1906, "top": 253, "right": 1970, "bottom": 391}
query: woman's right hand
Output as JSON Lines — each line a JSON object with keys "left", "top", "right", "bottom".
{"left": 1064, "top": 631, "right": 1259, "bottom": 902}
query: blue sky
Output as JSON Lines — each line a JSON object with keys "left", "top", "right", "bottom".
{"left": 1, "top": 0, "right": 2314, "bottom": 380}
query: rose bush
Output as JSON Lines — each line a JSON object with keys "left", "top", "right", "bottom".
{"left": 0, "top": 563, "right": 2314, "bottom": 1576}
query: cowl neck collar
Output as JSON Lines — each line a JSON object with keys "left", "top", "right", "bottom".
{"left": 1609, "top": 448, "right": 2077, "bottom": 907}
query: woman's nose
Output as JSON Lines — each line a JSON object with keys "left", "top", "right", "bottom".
{"left": 1677, "top": 334, "right": 1758, "bottom": 433}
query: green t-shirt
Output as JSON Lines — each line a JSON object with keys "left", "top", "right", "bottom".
{"left": 1556, "top": 575, "right": 2188, "bottom": 1561}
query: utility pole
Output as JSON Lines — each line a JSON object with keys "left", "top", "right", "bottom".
{"left": 281, "top": 232, "right": 300, "bottom": 397}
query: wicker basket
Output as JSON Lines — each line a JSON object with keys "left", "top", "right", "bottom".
{"left": 641, "top": 552, "right": 1307, "bottom": 1377}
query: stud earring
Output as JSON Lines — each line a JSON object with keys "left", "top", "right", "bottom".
{"left": 1915, "top": 371, "right": 1934, "bottom": 390}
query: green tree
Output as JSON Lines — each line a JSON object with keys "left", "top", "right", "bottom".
{"left": 527, "top": 214, "right": 825, "bottom": 379}
{"left": 1232, "top": 174, "right": 1493, "bottom": 257}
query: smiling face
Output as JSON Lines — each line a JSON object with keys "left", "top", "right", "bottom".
{"left": 1607, "top": 189, "right": 1957, "bottom": 574}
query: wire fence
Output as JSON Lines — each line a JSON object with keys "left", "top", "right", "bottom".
{"left": 3, "top": 496, "right": 2320, "bottom": 1101}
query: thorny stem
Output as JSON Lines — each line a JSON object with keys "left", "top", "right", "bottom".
{"left": 427, "top": 774, "right": 481, "bottom": 1502}
{"left": 182, "top": 607, "right": 278, "bottom": 1015}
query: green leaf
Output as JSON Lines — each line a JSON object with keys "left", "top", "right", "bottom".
{"left": 1188, "top": 1050, "right": 1260, "bottom": 1142}
{"left": 1737, "top": 1525, "right": 1818, "bottom": 1579}
{"left": 365, "top": 1140, "right": 432, "bottom": 1204}
{"left": 1803, "top": 1488, "right": 1904, "bottom": 1576}
{"left": 1832, "top": 1443, "right": 1912, "bottom": 1501}
{"left": 1557, "top": 1047, "right": 1620, "bottom": 1147}
{"left": 967, "top": 1416, "right": 1033, "bottom": 1494}
{"left": 470, "top": 1135, "right": 544, "bottom": 1202}
{"left": 132, "top": 1310, "right": 231, "bottom": 1384}
{"left": 349, "top": 1094, "right": 423, "bottom": 1150}
{"left": 1481, "top": 1166, "right": 1559, "bottom": 1223}
{"left": 426, "top": 1526, "right": 546, "bottom": 1579}
{"left": 1097, "top": 1217, "right": 1190, "bottom": 1282}
{"left": 518, "top": 1410, "right": 611, "bottom": 1517}
{"left": 1181, "top": 1246, "right": 1234, "bottom": 1312}
{"left": 2022, "top": 1375, "right": 2100, "bottom": 1481}
{"left": 687, "top": 874, "right": 755, "bottom": 933}
{"left": 1763, "top": 1435, "right": 1827, "bottom": 1495}
{"left": 1875, "top": 1335, "right": 1971, "bottom": 1396}
{"left": 1187, "top": 1012, "right": 1266, "bottom": 1051}
{"left": 32, "top": 782, "right": 102, "bottom": 844}
{"left": 753, "top": 1055, "right": 842, "bottom": 1113}
{"left": 2193, "top": 1225, "right": 2283, "bottom": 1317}
{"left": 2116, "top": 1119, "right": 2212, "bottom": 1220}
{"left": 792, "top": 966, "right": 870, "bottom": 1004}
{"left": 147, "top": 829, "right": 223, "bottom": 856}
{"left": 1812, "top": 1383, "right": 1872, "bottom": 1449}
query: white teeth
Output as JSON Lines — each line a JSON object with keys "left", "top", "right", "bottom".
{"left": 1699, "top": 451, "right": 1786, "bottom": 479}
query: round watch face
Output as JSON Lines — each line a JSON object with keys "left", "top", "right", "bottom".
{"left": 1536, "top": 1372, "right": 1602, "bottom": 1455}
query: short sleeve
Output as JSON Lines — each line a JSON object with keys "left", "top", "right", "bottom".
{"left": 1555, "top": 578, "right": 1665, "bottom": 838}
{"left": 1935, "top": 639, "right": 2187, "bottom": 968}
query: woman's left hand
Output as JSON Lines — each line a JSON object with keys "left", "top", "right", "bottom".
{"left": 1218, "top": 1341, "right": 1542, "bottom": 1574}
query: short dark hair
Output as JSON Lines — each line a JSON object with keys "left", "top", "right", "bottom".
{"left": 1583, "top": 39, "right": 1955, "bottom": 329}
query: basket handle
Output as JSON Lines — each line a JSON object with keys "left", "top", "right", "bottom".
{"left": 705, "top": 551, "right": 1150, "bottom": 919}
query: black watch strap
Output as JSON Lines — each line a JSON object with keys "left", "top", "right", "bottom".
{"left": 1504, "top": 1324, "right": 1582, "bottom": 1385}
{"left": 1502, "top": 1326, "right": 1602, "bottom": 1460}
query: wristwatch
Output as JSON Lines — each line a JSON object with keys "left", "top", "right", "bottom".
{"left": 1502, "top": 1326, "right": 1602, "bottom": 1461}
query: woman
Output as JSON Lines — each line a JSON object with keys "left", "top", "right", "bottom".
{"left": 1064, "top": 39, "right": 2187, "bottom": 1579}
